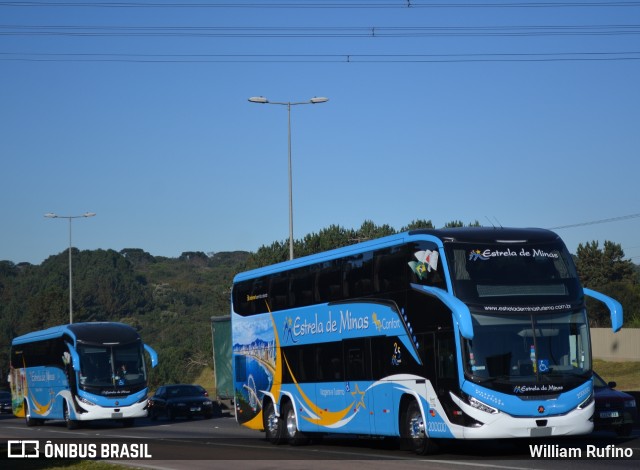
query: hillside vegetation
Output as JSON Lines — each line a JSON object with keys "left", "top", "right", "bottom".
{"left": 0, "top": 220, "right": 638, "bottom": 388}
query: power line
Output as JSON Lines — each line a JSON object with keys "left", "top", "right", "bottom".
{"left": 2, "top": 51, "right": 640, "bottom": 62}
{"left": 2, "top": 1, "right": 640, "bottom": 9}
{"left": 1, "top": 24, "right": 639, "bottom": 38}
{"left": 549, "top": 212, "right": 640, "bottom": 230}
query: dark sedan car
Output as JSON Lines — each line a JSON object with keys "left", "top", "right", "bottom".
{"left": 0, "top": 390, "right": 11, "bottom": 414}
{"left": 148, "top": 384, "right": 214, "bottom": 420}
{"left": 593, "top": 372, "right": 637, "bottom": 436}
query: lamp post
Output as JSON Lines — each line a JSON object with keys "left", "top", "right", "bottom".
{"left": 248, "top": 96, "right": 329, "bottom": 260}
{"left": 44, "top": 212, "right": 96, "bottom": 324}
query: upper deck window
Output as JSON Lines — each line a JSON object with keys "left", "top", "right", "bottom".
{"left": 445, "top": 241, "right": 581, "bottom": 306}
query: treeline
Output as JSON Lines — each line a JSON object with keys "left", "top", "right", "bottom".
{"left": 0, "top": 248, "right": 249, "bottom": 388}
{"left": 0, "top": 219, "right": 638, "bottom": 389}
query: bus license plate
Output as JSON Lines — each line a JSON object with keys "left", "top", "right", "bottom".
{"left": 530, "top": 427, "right": 552, "bottom": 437}
{"left": 111, "top": 412, "right": 123, "bottom": 419}
{"left": 600, "top": 411, "right": 619, "bottom": 418}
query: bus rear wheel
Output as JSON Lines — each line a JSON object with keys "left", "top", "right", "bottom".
{"left": 401, "top": 400, "right": 438, "bottom": 455}
{"left": 282, "top": 401, "right": 308, "bottom": 446}
{"left": 263, "top": 401, "right": 285, "bottom": 444}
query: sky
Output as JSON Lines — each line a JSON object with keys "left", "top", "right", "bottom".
{"left": 1, "top": 1, "right": 639, "bottom": 266}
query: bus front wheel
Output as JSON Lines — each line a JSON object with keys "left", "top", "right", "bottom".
{"left": 263, "top": 401, "right": 284, "bottom": 444}
{"left": 64, "top": 403, "right": 79, "bottom": 430}
{"left": 401, "top": 400, "right": 438, "bottom": 455}
{"left": 282, "top": 401, "right": 308, "bottom": 446}
{"left": 24, "top": 401, "right": 40, "bottom": 427}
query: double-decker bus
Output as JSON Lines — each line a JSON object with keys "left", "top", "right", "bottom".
{"left": 10, "top": 322, "right": 158, "bottom": 428}
{"left": 231, "top": 228, "right": 622, "bottom": 453}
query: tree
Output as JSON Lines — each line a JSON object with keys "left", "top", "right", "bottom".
{"left": 401, "top": 219, "right": 434, "bottom": 231}
{"left": 357, "top": 220, "right": 396, "bottom": 241}
{"left": 575, "top": 241, "right": 638, "bottom": 327}
{"left": 575, "top": 241, "right": 635, "bottom": 287}
{"left": 442, "top": 220, "right": 480, "bottom": 228}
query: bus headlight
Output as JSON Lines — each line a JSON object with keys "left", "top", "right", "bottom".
{"left": 468, "top": 396, "right": 499, "bottom": 415}
{"left": 577, "top": 392, "right": 593, "bottom": 410}
{"left": 78, "top": 396, "right": 96, "bottom": 407}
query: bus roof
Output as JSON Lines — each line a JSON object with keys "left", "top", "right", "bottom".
{"left": 11, "top": 322, "right": 141, "bottom": 346}
{"left": 409, "top": 227, "right": 560, "bottom": 244}
{"left": 234, "top": 227, "right": 561, "bottom": 282}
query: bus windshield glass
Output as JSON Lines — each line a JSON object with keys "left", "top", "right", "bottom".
{"left": 445, "top": 241, "right": 582, "bottom": 307}
{"left": 463, "top": 310, "right": 591, "bottom": 387}
{"left": 78, "top": 343, "right": 147, "bottom": 390}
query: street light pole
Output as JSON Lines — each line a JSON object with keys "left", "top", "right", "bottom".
{"left": 248, "top": 96, "right": 329, "bottom": 260}
{"left": 44, "top": 212, "right": 96, "bottom": 324}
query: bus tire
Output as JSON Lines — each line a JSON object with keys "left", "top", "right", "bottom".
{"left": 263, "top": 400, "right": 285, "bottom": 445}
{"left": 282, "top": 401, "right": 308, "bottom": 446}
{"left": 24, "top": 401, "right": 39, "bottom": 427}
{"left": 64, "top": 402, "right": 79, "bottom": 430}
{"left": 401, "top": 400, "right": 438, "bottom": 455}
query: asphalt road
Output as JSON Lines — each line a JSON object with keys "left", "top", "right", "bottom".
{"left": 0, "top": 411, "right": 638, "bottom": 470}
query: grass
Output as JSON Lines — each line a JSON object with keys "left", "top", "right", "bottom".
{"left": 593, "top": 359, "right": 640, "bottom": 391}
{"left": 193, "top": 366, "right": 215, "bottom": 396}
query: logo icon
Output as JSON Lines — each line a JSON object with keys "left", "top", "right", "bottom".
{"left": 7, "top": 440, "right": 40, "bottom": 458}
{"left": 468, "top": 250, "right": 490, "bottom": 261}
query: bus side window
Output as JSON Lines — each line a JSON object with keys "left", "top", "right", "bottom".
{"left": 317, "top": 343, "right": 343, "bottom": 381}
{"left": 315, "top": 262, "right": 344, "bottom": 303}
{"left": 291, "top": 266, "right": 314, "bottom": 308}
{"left": 438, "top": 335, "right": 457, "bottom": 380}
{"left": 346, "top": 349, "right": 364, "bottom": 381}
{"left": 374, "top": 247, "right": 406, "bottom": 293}
{"left": 346, "top": 253, "right": 374, "bottom": 297}
{"left": 344, "top": 339, "right": 370, "bottom": 382}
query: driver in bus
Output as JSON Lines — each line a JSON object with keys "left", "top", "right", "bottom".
{"left": 114, "top": 364, "right": 127, "bottom": 385}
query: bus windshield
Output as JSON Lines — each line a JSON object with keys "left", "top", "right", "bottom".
{"left": 445, "top": 241, "right": 582, "bottom": 307}
{"left": 78, "top": 343, "right": 147, "bottom": 390}
{"left": 462, "top": 310, "right": 591, "bottom": 388}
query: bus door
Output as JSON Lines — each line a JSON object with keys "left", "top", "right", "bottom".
{"left": 428, "top": 330, "right": 459, "bottom": 436}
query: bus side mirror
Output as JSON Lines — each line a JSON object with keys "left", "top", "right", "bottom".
{"left": 144, "top": 344, "right": 159, "bottom": 368}
{"left": 66, "top": 344, "right": 82, "bottom": 372}
{"left": 583, "top": 288, "right": 623, "bottom": 332}
{"left": 411, "top": 284, "right": 474, "bottom": 340}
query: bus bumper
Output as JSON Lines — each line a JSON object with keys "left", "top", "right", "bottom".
{"left": 454, "top": 401, "right": 594, "bottom": 439}
{"left": 73, "top": 399, "right": 148, "bottom": 421}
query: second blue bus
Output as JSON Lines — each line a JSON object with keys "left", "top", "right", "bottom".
{"left": 10, "top": 322, "right": 158, "bottom": 428}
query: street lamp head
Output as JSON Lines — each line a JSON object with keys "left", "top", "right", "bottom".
{"left": 83, "top": 212, "right": 96, "bottom": 218}
{"left": 44, "top": 212, "right": 58, "bottom": 218}
{"left": 248, "top": 96, "right": 269, "bottom": 104}
{"left": 310, "top": 97, "right": 329, "bottom": 104}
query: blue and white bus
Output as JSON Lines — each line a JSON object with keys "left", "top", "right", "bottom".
{"left": 10, "top": 322, "right": 158, "bottom": 428}
{"left": 231, "top": 228, "right": 623, "bottom": 453}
